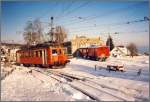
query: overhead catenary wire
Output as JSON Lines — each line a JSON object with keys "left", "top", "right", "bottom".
{"left": 34, "top": 1, "right": 146, "bottom": 30}
{"left": 55, "top": 0, "right": 76, "bottom": 20}
{"left": 55, "top": 0, "right": 91, "bottom": 21}
{"left": 68, "top": 30, "right": 148, "bottom": 38}
{"left": 57, "top": 2, "right": 146, "bottom": 26}
{"left": 26, "top": 2, "right": 148, "bottom": 40}
{"left": 40, "top": 17, "right": 149, "bottom": 38}
{"left": 69, "top": 17, "right": 149, "bottom": 30}
{"left": 68, "top": 17, "right": 149, "bottom": 33}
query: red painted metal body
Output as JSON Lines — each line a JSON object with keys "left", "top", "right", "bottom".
{"left": 77, "top": 46, "right": 110, "bottom": 61}
{"left": 16, "top": 46, "right": 68, "bottom": 67}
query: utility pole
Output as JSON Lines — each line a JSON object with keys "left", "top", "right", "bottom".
{"left": 50, "top": 16, "right": 54, "bottom": 42}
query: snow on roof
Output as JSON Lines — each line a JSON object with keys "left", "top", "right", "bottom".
{"left": 79, "top": 45, "right": 108, "bottom": 49}
{"left": 111, "top": 46, "right": 130, "bottom": 56}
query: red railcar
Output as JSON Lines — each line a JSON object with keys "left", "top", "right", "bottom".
{"left": 16, "top": 44, "right": 69, "bottom": 67}
{"left": 76, "top": 46, "right": 110, "bottom": 61}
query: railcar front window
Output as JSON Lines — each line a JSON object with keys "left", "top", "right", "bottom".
{"left": 58, "top": 49, "right": 62, "bottom": 55}
{"left": 52, "top": 49, "right": 57, "bottom": 55}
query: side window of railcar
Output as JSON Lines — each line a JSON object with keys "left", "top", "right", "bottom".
{"left": 17, "top": 52, "right": 21, "bottom": 58}
{"left": 20, "top": 52, "right": 23, "bottom": 58}
{"left": 32, "top": 51, "right": 34, "bottom": 57}
{"left": 34, "top": 51, "right": 36, "bottom": 57}
{"left": 63, "top": 48, "right": 67, "bottom": 55}
{"left": 22, "top": 52, "right": 25, "bottom": 57}
{"left": 52, "top": 49, "right": 57, "bottom": 55}
{"left": 36, "top": 51, "right": 38, "bottom": 57}
{"left": 29, "top": 51, "right": 31, "bottom": 57}
{"left": 27, "top": 52, "right": 30, "bottom": 57}
{"left": 28, "top": 52, "right": 30, "bottom": 57}
{"left": 24, "top": 52, "right": 26, "bottom": 57}
{"left": 24, "top": 52, "right": 27, "bottom": 57}
{"left": 40, "top": 50, "right": 42, "bottom": 57}
{"left": 38, "top": 51, "right": 42, "bottom": 57}
{"left": 30, "top": 51, "right": 33, "bottom": 57}
{"left": 26, "top": 52, "right": 29, "bottom": 57}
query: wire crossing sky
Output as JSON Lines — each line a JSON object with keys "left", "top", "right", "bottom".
{"left": 1, "top": 0, "right": 149, "bottom": 52}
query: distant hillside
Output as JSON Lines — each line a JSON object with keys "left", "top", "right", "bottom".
{"left": 1, "top": 42, "right": 24, "bottom": 47}
{"left": 138, "top": 46, "right": 149, "bottom": 54}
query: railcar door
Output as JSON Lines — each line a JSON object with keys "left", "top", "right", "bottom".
{"left": 41, "top": 49, "right": 47, "bottom": 65}
{"left": 51, "top": 48, "right": 58, "bottom": 65}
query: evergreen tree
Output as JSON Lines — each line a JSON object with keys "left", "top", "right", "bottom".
{"left": 106, "top": 35, "right": 114, "bottom": 51}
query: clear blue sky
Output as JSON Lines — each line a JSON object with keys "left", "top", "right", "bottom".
{"left": 1, "top": 0, "right": 149, "bottom": 52}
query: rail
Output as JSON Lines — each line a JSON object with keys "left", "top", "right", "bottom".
{"left": 27, "top": 67, "right": 134, "bottom": 101}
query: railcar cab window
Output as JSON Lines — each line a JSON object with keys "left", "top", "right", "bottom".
{"left": 52, "top": 49, "right": 57, "bottom": 55}
{"left": 63, "top": 48, "right": 67, "bottom": 54}
{"left": 58, "top": 49, "right": 62, "bottom": 55}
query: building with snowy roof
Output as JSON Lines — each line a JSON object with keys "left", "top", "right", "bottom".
{"left": 110, "top": 46, "right": 131, "bottom": 57}
{"left": 71, "top": 35, "right": 103, "bottom": 53}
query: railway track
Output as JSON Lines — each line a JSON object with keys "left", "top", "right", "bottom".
{"left": 27, "top": 67, "right": 135, "bottom": 101}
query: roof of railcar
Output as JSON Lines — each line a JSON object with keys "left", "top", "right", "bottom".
{"left": 19, "top": 42, "right": 64, "bottom": 51}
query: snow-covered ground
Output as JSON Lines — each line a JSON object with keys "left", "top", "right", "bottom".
{"left": 55, "top": 55, "right": 149, "bottom": 101}
{"left": 63, "top": 55, "right": 149, "bottom": 82}
{"left": 1, "top": 65, "right": 91, "bottom": 101}
{"left": 1, "top": 55, "right": 149, "bottom": 101}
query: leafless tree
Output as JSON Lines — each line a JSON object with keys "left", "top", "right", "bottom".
{"left": 33, "top": 19, "right": 43, "bottom": 43}
{"left": 127, "top": 43, "right": 138, "bottom": 57}
{"left": 55, "top": 26, "right": 67, "bottom": 43}
{"left": 23, "top": 21, "right": 33, "bottom": 45}
{"left": 23, "top": 19, "right": 43, "bottom": 46}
